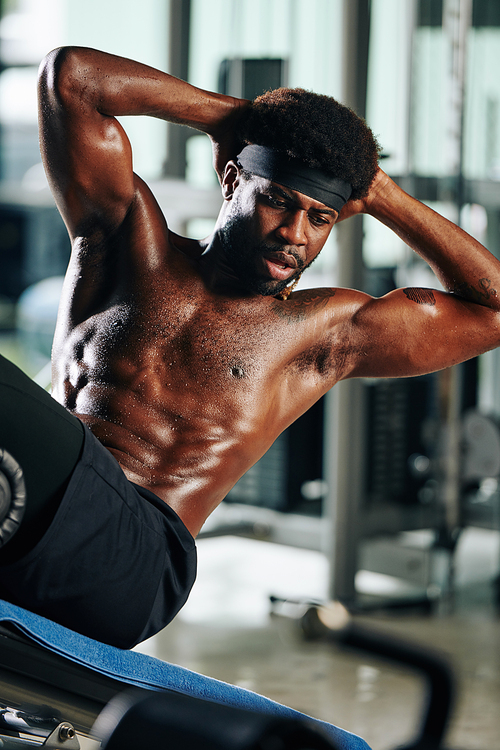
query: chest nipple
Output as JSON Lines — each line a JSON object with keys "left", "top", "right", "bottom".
{"left": 230, "top": 366, "right": 246, "bottom": 379}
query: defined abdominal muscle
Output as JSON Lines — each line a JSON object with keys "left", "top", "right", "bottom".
{"left": 72, "top": 386, "right": 269, "bottom": 506}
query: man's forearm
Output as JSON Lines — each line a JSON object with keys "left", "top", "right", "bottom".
{"left": 41, "top": 46, "right": 244, "bottom": 139}
{"left": 365, "top": 171, "right": 500, "bottom": 311}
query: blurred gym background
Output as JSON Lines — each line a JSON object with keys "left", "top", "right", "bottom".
{"left": 0, "top": 1, "right": 499, "bottom": 748}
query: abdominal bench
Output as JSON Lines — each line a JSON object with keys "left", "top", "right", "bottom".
{"left": 0, "top": 599, "right": 370, "bottom": 749}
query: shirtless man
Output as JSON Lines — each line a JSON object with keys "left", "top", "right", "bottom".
{"left": 1, "top": 46, "right": 500, "bottom": 649}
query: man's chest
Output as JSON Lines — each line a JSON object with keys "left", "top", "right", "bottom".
{"left": 65, "top": 295, "right": 333, "bottom": 392}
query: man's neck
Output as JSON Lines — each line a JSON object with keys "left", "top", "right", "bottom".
{"left": 197, "top": 235, "right": 255, "bottom": 298}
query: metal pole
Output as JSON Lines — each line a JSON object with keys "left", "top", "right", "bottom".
{"left": 323, "top": 0, "right": 371, "bottom": 603}
{"left": 163, "top": 0, "right": 192, "bottom": 179}
{"left": 439, "top": 0, "right": 472, "bottom": 534}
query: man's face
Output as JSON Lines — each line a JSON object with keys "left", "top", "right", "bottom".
{"left": 218, "top": 173, "right": 337, "bottom": 297}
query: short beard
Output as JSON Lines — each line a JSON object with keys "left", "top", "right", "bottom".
{"left": 218, "top": 214, "right": 306, "bottom": 297}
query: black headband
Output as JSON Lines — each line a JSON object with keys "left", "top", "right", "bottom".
{"left": 236, "top": 144, "right": 352, "bottom": 212}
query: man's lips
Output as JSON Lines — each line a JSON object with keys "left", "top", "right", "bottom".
{"left": 262, "top": 252, "right": 299, "bottom": 281}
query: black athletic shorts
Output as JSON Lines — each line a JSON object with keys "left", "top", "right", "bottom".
{"left": 0, "top": 423, "right": 197, "bottom": 649}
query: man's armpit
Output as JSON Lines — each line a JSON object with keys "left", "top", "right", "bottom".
{"left": 403, "top": 287, "right": 436, "bottom": 306}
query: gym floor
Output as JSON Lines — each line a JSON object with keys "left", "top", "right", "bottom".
{"left": 138, "top": 529, "right": 500, "bottom": 750}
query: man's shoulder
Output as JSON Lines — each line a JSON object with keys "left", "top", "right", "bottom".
{"left": 275, "top": 286, "right": 369, "bottom": 319}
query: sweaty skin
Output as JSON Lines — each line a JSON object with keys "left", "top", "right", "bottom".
{"left": 39, "top": 47, "right": 500, "bottom": 536}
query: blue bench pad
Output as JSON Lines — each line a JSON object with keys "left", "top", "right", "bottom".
{"left": 0, "top": 600, "right": 370, "bottom": 750}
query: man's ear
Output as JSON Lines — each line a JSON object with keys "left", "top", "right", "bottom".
{"left": 222, "top": 161, "right": 240, "bottom": 201}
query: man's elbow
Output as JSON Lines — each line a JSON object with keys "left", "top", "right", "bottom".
{"left": 473, "top": 308, "right": 500, "bottom": 357}
{"left": 490, "top": 309, "right": 500, "bottom": 348}
{"left": 38, "top": 47, "right": 88, "bottom": 108}
{"left": 38, "top": 47, "right": 68, "bottom": 84}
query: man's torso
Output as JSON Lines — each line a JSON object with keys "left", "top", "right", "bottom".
{"left": 50, "top": 186, "right": 354, "bottom": 529}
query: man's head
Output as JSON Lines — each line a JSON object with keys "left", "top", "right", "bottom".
{"left": 215, "top": 87, "right": 380, "bottom": 298}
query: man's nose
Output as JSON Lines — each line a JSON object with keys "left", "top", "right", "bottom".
{"left": 275, "top": 211, "right": 307, "bottom": 246}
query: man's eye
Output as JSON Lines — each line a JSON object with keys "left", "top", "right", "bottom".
{"left": 310, "top": 214, "right": 330, "bottom": 227}
{"left": 267, "top": 195, "right": 288, "bottom": 208}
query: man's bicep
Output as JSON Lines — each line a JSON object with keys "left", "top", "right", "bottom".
{"left": 38, "top": 52, "right": 135, "bottom": 237}
{"left": 345, "top": 287, "right": 500, "bottom": 380}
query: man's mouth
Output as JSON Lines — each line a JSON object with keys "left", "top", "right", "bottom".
{"left": 263, "top": 252, "right": 299, "bottom": 281}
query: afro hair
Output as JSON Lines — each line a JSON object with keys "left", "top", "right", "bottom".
{"left": 237, "top": 88, "right": 381, "bottom": 201}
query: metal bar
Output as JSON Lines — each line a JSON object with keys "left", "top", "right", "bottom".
{"left": 323, "top": 0, "right": 371, "bottom": 603}
{"left": 163, "top": 0, "right": 192, "bottom": 179}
